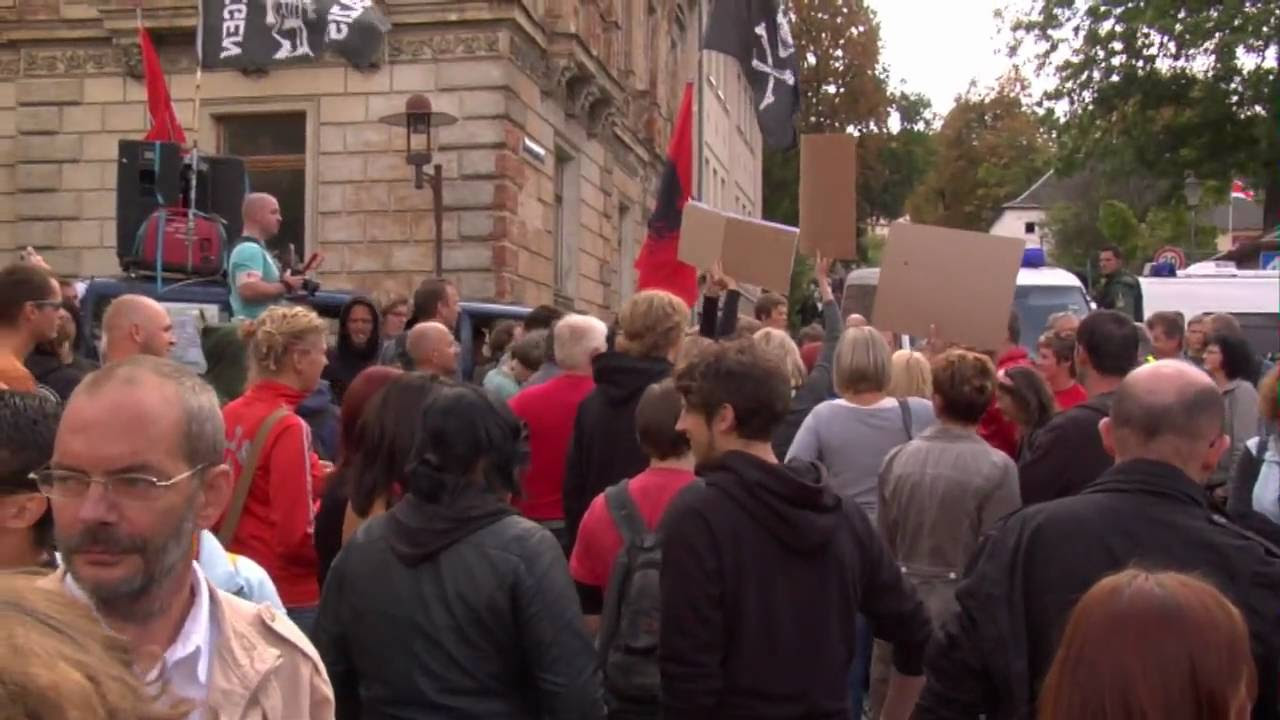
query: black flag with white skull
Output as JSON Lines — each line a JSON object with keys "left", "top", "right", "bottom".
{"left": 200, "top": 0, "right": 390, "bottom": 71}
{"left": 703, "top": 0, "right": 799, "bottom": 150}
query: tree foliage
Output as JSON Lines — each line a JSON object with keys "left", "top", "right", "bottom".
{"left": 905, "top": 75, "right": 1051, "bottom": 232}
{"left": 1048, "top": 196, "right": 1221, "bottom": 274}
{"left": 790, "top": 0, "right": 891, "bottom": 135}
{"left": 861, "top": 91, "right": 938, "bottom": 222}
{"left": 1009, "top": 0, "right": 1280, "bottom": 229}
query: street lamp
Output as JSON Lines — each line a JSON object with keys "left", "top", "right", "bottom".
{"left": 379, "top": 94, "right": 458, "bottom": 277}
{"left": 1183, "top": 173, "right": 1203, "bottom": 252}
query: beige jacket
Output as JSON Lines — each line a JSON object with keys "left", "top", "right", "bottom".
{"left": 40, "top": 569, "right": 336, "bottom": 720}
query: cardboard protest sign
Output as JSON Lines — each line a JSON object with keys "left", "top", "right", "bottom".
{"left": 873, "top": 223, "right": 1025, "bottom": 350}
{"left": 799, "top": 133, "right": 857, "bottom": 259}
{"left": 678, "top": 201, "right": 798, "bottom": 293}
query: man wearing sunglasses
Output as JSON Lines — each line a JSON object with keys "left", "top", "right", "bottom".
{"left": 0, "top": 262, "right": 62, "bottom": 394}
{"left": 35, "top": 355, "right": 333, "bottom": 717}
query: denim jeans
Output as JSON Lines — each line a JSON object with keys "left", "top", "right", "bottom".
{"left": 849, "top": 614, "right": 872, "bottom": 719}
{"left": 287, "top": 604, "right": 319, "bottom": 638}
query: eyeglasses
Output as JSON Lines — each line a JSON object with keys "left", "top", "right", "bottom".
{"left": 29, "top": 300, "right": 61, "bottom": 311}
{"left": 31, "top": 463, "right": 210, "bottom": 504}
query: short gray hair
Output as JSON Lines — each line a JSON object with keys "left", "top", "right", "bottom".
{"left": 71, "top": 356, "right": 225, "bottom": 468}
{"left": 833, "top": 326, "right": 891, "bottom": 396}
{"left": 553, "top": 314, "right": 608, "bottom": 371}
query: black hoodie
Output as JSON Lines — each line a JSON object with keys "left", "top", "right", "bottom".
{"left": 658, "top": 451, "right": 932, "bottom": 719}
{"left": 323, "top": 296, "right": 381, "bottom": 404}
{"left": 25, "top": 348, "right": 96, "bottom": 402}
{"left": 562, "top": 351, "right": 673, "bottom": 546}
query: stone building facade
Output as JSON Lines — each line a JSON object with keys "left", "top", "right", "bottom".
{"left": 0, "top": 0, "right": 761, "bottom": 316}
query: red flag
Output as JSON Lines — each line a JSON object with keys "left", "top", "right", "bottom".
{"left": 634, "top": 82, "right": 698, "bottom": 307}
{"left": 139, "top": 24, "right": 187, "bottom": 145}
{"left": 1231, "top": 179, "right": 1255, "bottom": 201}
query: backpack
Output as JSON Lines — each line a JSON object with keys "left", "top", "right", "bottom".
{"left": 597, "top": 477, "right": 663, "bottom": 710}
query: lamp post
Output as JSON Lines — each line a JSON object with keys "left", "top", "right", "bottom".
{"left": 1183, "top": 173, "right": 1203, "bottom": 254}
{"left": 379, "top": 94, "right": 458, "bottom": 277}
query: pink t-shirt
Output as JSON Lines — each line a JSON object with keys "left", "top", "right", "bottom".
{"left": 569, "top": 466, "right": 697, "bottom": 589}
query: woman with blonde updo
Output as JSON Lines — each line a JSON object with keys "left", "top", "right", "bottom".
{"left": 220, "top": 305, "right": 331, "bottom": 634}
{"left": 753, "top": 326, "right": 806, "bottom": 392}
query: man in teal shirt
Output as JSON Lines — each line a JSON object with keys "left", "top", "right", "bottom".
{"left": 229, "top": 193, "right": 302, "bottom": 320}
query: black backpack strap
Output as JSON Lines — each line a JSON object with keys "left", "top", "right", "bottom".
{"left": 604, "top": 478, "right": 647, "bottom": 542}
{"left": 897, "top": 397, "right": 914, "bottom": 441}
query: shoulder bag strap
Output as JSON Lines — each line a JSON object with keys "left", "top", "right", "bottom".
{"left": 218, "top": 407, "right": 290, "bottom": 546}
{"left": 604, "top": 477, "right": 648, "bottom": 543}
{"left": 897, "top": 397, "right": 914, "bottom": 441}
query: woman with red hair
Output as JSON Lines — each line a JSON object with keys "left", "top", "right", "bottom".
{"left": 314, "top": 365, "right": 402, "bottom": 587}
{"left": 1039, "top": 568, "right": 1255, "bottom": 720}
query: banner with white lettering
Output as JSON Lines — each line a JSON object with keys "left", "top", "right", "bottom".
{"left": 200, "top": 0, "right": 390, "bottom": 70}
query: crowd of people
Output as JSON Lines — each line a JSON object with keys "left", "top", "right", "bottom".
{"left": 1, "top": 221, "right": 1279, "bottom": 720}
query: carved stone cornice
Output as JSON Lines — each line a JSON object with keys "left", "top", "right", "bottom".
{"left": 94, "top": 0, "right": 198, "bottom": 33}
{"left": 21, "top": 46, "right": 125, "bottom": 76}
{"left": 539, "top": 35, "right": 625, "bottom": 138}
{"left": 13, "top": 38, "right": 197, "bottom": 79}
{"left": 387, "top": 31, "right": 502, "bottom": 61}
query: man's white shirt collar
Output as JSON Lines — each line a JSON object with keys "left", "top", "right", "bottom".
{"left": 64, "top": 561, "right": 215, "bottom": 717}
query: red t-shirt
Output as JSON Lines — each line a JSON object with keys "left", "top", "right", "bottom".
{"left": 1053, "top": 383, "right": 1088, "bottom": 412}
{"left": 508, "top": 373, "right": 596, "bottom": 521}
{"left": 569, "top": 466, "right": 697, "bottom": 589}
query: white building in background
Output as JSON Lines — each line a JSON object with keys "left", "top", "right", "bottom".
{"left": 989, "top": 170, "right": 1056, "bottom": 249}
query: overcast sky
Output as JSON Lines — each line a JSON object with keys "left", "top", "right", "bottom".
{"left": 870, "top": 0, "right": 1020, "bottom": 120}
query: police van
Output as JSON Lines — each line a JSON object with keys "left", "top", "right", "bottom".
{"left": 1139, "top": 261, "right": 1280, "bottom": 358}
{"left": 842, "top": 250, "right": 1092, "bottom": 351}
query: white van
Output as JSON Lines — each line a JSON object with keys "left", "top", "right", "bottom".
{"left": 1140, "top": 261, "right": 1280, "bottom": 357}
{"left": 842, "top": 263, "right": 1091, "bottom": 351}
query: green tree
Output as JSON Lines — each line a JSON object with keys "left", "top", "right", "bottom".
{"left": 861, "top": 91, "right": 939, "bottom": 223}
{"left": 1009, "top": 0, "right": 1280, "bottom": 230}
{"left": 1096, "top": 200, "right": 1148, "bottom": 264}
{"left": 790, "top": 0, "right": 891, "bottom": 135}
{"left": 905, "top": 75, "right": 1051, "bottom": 231}
{"left": 1048, "top": 196, "right": 1221, "bottom": 274}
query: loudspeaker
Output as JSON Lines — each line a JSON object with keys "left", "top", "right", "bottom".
{"left": 116, "top": 140, "right": 182, "bottom": 266}
{"left": 115, "top": 141, "right": 248, "bottom": 271}
{"left": 200, "top": 154, "right": 247, "bottom": 242}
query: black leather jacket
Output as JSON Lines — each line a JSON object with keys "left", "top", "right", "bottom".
{"left": 314, "top": 503, "right": 604, "bottom": 720}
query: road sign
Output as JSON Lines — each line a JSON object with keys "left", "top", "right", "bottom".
{"left": 1261, "top": 251, "right": 1280, "bottom": 270}
{"left": 1153, "top": 245, "right": 1187, "bottom": 269}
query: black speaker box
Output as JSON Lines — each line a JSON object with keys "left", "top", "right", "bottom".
{"left": 116, "top": 140, "right": 182, "bottom": 266}
{"left": 115, "top": 140, "right": 248, "bottom": 271}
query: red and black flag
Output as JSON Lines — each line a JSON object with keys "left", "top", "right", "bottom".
{"left": 704, "top": 0, "right": 799, "bottom": 150}
{"left": 634, "top": 82, "right": 699, "bottom": 307}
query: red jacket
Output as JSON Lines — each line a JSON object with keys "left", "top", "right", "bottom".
{"left": 220, "top": 380, "right": 325, "bottom": 607}
{"left": 979, "top": 346, "right": 1032, "bottom": 459}
{"left": 508, "top": 373, "right": 596, "bottom": 521}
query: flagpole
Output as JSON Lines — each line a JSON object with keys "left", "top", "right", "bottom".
{"left": 696, "top": 0, "right": 705, "bottom": 203}
{"left": 193, "top": 0, "right": 204, "bottom": 153}
{"left": 137, "top": 6, "right": 150, "bottom": 136}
